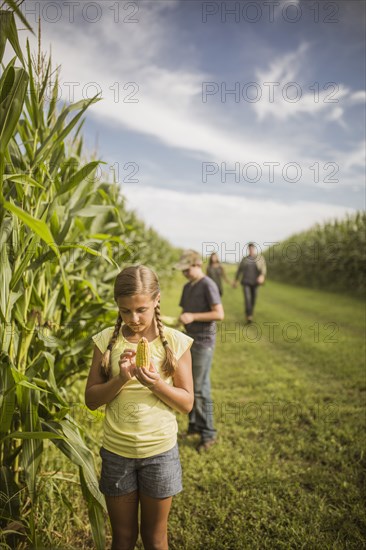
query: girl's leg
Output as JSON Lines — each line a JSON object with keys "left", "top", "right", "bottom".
{"left": 105, "top": 490, "right": 139, "bottom": 550}
{"left": 139, "top": 494, "right": 172, "bottom": 550}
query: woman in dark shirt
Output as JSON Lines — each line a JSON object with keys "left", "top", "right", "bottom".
{"left": 206, "top": 253, "right": 230, "bottom": 296}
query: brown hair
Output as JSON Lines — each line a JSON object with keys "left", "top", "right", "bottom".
{"left": 208, "top": 252, "right": 220, "bottom": 267}
{"left": 100, "top": 265, "right": 178, "bottom": 379}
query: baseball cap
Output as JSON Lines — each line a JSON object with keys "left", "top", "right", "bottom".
{"left": 174, "top": 249, "right": 202, "bottom": 270}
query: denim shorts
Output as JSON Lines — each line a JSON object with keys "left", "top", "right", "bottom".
{"left": 98, "top": 443, "right": 183, "bottom": 499}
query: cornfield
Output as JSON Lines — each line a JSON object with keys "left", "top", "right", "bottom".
{"left": 0, "top": 3, "right": 177, "bottom": 548}
{"left": 263, "top": 211, "right": 366, "bottom": 294}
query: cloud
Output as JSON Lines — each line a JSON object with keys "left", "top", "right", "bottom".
{"left": 253, "top": 43, "right": 363, "bottom": 126}
{"left": 123, "top": 185, "right": 356, "bottom": 257}
{"left": 349, "top": 90, "right": 366, "bottom": 103}
{"left": 14, "top": 3, "right": 296, "bottom": 166}
{"left": 334, "top": 140, "right": 366, "bottom": 171}
{"left": 6, "top": 1, "right": 364, "bottom": 196}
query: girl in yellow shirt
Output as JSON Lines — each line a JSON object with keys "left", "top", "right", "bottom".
{"left": 85, "top": 265, "right": 194, "bottom": 550}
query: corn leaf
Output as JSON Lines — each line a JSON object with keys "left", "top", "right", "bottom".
{"left": 10, "top": 233, "right": 41, "bottom": 290}
{"left": 2, "top": 431, "right": 64, "bottom": 441}
{"left": 2, "top": 1, "right": 33, "bottom": 33}
{"left": 1, "top": 199, "right": 60, "bottom": 258}
{"left": 57, "top": 161, "right": 103, "bottom": 196}
{"left": 71, "top": 205, "right": 117, "bottom": 217}
{"left": 34, "top": 96, "right": 101, "bottom": 166}
{"left": 0, "top": 354, "right": 16, "bottom": 438}
{"left": 26, "top": 39, "right": 39, "bottom": 129}
{"left": 0, "top": 64, "right": 29, "bottom": 154}
{"left": 80, "top": 468, "right": 106, "bottom": 550}
{"left": 20, "top": 388, "right": 42, "bottom": 501}
{"left": 4, "top": 174, "right": 46, "bottom": 189}
{"left": 0, "top": 9, "right": 27, "bottom": 65}
{"left": 0, "top": 466, "right": 21, "bottom": 522}
{"left": 42, "top": 419, "right": 107, "bottom": 510}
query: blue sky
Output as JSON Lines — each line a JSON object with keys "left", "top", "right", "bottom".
{"left": 11, "top": 0, "right": 366, "bottom": 255}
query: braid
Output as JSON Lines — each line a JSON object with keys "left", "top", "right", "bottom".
{"left": 100, "top": 314, "right": 122, "bottom": 379}
{"left": 155, "top": 301, "right": 177, "bottom": 378}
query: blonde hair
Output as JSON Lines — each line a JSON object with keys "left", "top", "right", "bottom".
{"left": 100, "top": 265, "right": 178, "bottom": 379}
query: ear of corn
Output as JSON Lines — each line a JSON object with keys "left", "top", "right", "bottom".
{"left": 135, "top": 337, "right": 151, "bottom": 368}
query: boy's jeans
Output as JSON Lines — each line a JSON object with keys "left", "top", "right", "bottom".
{"left": 188, "top": 343, "right": 217, "bottom": 442}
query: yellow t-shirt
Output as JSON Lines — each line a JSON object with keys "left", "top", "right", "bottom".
{"left": 91, "top": 325, "right": 193, "bottom": 458}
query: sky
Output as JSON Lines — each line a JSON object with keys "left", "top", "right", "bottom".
{"left": 8, "top": 0, "right": 366, "bottom": 259}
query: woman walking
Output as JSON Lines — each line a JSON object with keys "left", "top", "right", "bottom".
{"left": 206, "top": 253, "right": 230, "bottom": 296}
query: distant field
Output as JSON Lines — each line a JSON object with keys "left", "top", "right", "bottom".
{"left": 38, "top": 268, "right": 365, "bottom": 549}
{"left": 262, "top": 211, "right": 366, "bottom": 295}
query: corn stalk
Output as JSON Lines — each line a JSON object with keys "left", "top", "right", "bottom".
{"left": 0, "top": 4, "right": 177, "bottom": 548}
{"left": 264, "top": 212, "right": 366, "bottom": 294}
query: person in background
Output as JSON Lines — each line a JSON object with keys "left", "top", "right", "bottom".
{"left": 206, "top": 252, "right": 230, "bottom": 296}
{"left": 175, "top": 250, "right": 224, "bottom": 452}
{"left": 232, "top": 243, "right": 267, "bottom": 323}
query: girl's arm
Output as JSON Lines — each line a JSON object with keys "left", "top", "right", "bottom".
{"left": 135, "top": 348, "right": 194, "bottom": 414}
{"left": 84, "top": 346, "right": 134, "bottom": 410}
{"left": 221, "top": 265, "right": 230, "bottom": 284}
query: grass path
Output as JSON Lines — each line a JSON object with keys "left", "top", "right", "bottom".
{"left": 38, "top": 271, "right": 365, "bottom": 549}
{"left": 160, "top": 269, "right": 366, "bottom": 550}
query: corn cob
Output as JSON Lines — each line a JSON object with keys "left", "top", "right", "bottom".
{"left": 135, "top": 337, "right": 151, "bottom": 368}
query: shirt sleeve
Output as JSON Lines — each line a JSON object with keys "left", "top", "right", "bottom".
{"left": 258, "top": 255, "right": 267, "bottom": 277}
{"left": 179, "top": 286, "right": 186, "bottom": 309}
{"left": 205, "top": 278, "right": 221, "bottom": 306}
{"left": 166, "top": 328, "right": 194, "bottom": 360}
{"left": 91, "top": 326, "right": 114, "bottom": 353}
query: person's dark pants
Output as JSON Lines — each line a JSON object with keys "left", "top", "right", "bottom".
{"left": 243, "top": 283, "right": 258, "bottom": 317}
{"left": 188, "top": 343, "right": 217, "bottom": 443}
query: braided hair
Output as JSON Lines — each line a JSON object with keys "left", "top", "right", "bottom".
{"left": 100, "top": 265, "right": 177, "bottom": 379}
{"left": 100, "top": 314, "right": 122, "bottom": 378}
{"left": 154, "top": 300, "right": 178, "bottom": 378}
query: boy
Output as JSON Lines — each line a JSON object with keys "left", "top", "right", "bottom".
{"left": 175, "top": 250, "right": 224, "bottom": 452}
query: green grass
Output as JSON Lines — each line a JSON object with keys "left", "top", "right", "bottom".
{"left": 29, "top": 269, "right": 365, "bottom": 549}
{"left": 165, "top": 269, "right": 366, "bottom": 549}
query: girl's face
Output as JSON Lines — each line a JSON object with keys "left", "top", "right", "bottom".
{"left": 211, "top": 254, "right": 219, "bottom": 264}
{"left": 117, "top": 293, "right": 160, "bottom": 334}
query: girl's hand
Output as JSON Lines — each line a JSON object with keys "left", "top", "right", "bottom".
{"left": 118, "top": 349, "right": 136, "bottom": 385}
{"left": 135, "top": 362, "right": 162, "bottom": 391}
